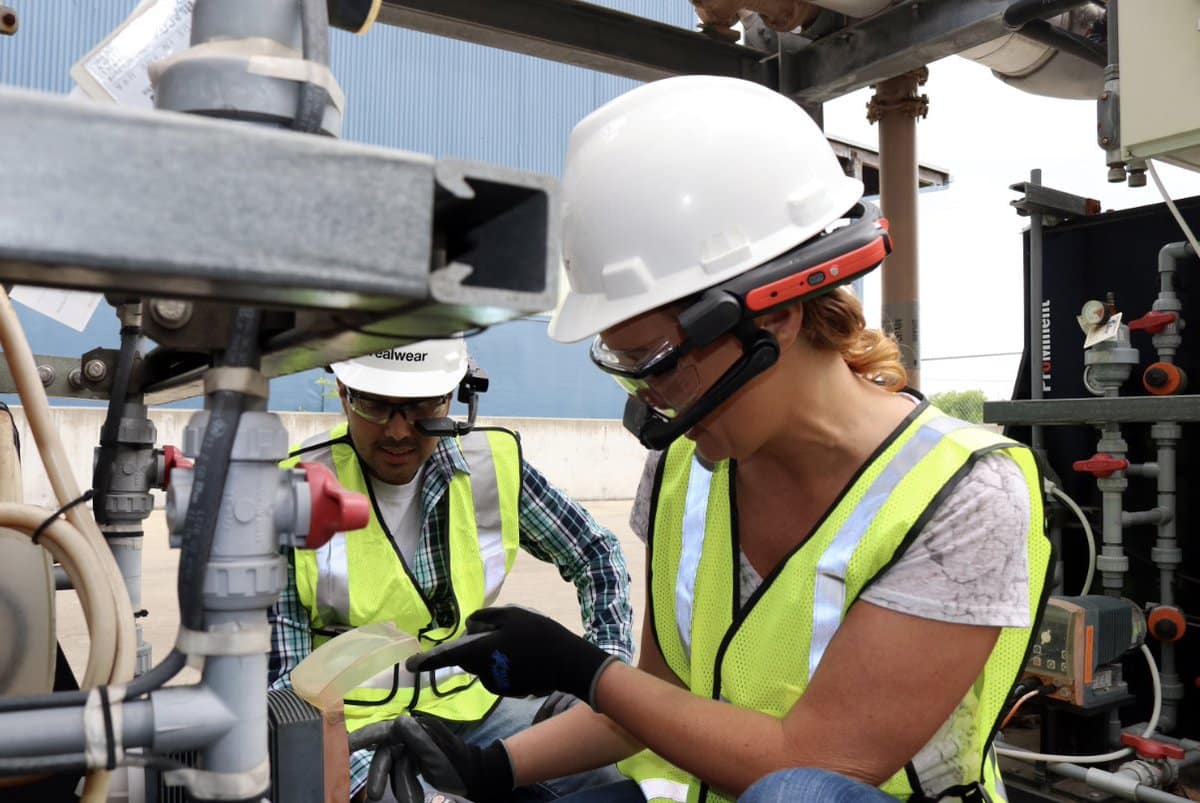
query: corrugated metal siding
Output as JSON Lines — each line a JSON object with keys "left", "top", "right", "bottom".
{"left": 1, "top": 0, "right": 696, "bottom": 418}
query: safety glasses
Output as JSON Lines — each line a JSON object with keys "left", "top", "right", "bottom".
{"left": 590, "top": 335, "right": 709, "bottom": 419}
{"left": 345, "top": 389, "right": 451, "bottom": 426}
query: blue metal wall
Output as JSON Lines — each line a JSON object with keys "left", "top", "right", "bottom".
{"left": 1, "top": 0, "right": 698, "bottom": 417}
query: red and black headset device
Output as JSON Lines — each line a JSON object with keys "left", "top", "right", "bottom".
{"left": 623, "top": 201, "right": 892, "bottom": 449}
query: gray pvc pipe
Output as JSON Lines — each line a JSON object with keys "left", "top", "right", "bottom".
{"left": 0, "top": 684, "right": 235, "bottom": 758}
{"left": 0, "top": 699, "right": 154, "bottom": 757}
{"left": 1050, "top": 763, "right": 1192, "bottom": 803}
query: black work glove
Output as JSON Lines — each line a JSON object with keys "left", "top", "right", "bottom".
{"left": 532, "top": 691, "right": 581, "bottom": 724}
{"left": 349, "top": 715, "right": 513, "bottom": 803}
{"left": 405, "top": 606, "right": 618, "bottom": 705}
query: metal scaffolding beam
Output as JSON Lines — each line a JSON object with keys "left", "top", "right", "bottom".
{"left": 781, "top": 0, "right": 1009, "bottom": 105}
{"left": 377, "top": 0, "right": 776, "bottom": 85}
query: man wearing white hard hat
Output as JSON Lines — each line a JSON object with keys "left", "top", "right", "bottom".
{"left": 267, "top": 338, "right": 633, "bottom": 802}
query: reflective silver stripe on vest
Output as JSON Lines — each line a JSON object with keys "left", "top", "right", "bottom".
{"left": 316, "top": 533, "right": 351, "bottom": 623}
{"left": 460, "top": 431, "right": 507, "bottom": 604}
{"left": 676, "top": 456, "right": 714, "bottom": 656}
{"left": 638, "top": 778, "right": 690, "bottom": 802}
{"left": 808, "top": 415, "right": 974, "bottom": 678}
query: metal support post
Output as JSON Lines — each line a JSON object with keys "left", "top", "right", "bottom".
{"left": 1028, "top": 169, "right": 1045, "bottom": 453}
{"left": 868, "top": 67, "right": 927, "bottom": 388}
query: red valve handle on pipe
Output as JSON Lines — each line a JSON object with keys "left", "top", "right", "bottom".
{"left": 1120, "top": 733, "right": 1185, "bottom": 761}
{"left": 299, "top": 461, "right": 370, "bottom": 550}
{"left": 160, "top": 445, "right": 193, "bottom": 490}
{"left": 1072, "top": 454, "right": 1129, "bottom": 479}
{"left": 1128, "top": 310, "right": 1177, "bottom": 335}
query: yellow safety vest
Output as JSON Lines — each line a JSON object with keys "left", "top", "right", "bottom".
{"left": 620, "top": 404, "right": 1051, "bottom": 803}
{"left": 287, "top": 423, "right": 522, "bottom": 732}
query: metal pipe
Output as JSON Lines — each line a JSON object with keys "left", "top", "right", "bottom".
{"left": 1049, "top": 762, "right": 1192, "bottom": 803}
{"left": 1002, "top": 0, "right": 1094, "bottom": 29}
{"left": 1016, "top": 19, "right": 1107, "bottom": 67}
{"left": 870, "top": 69, "right": 926, "bottom": 388}
{"left": 1029, "top": 168, "right": 1045, "bottom": 452}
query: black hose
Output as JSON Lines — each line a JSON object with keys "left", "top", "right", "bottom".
{"left": 0, "top": 752, "right": 88, "bottom": 776}
{"left": 1003, "top": 0, "right": 1094, "bottom": 29}
{"left": 0, "top": 648, "right": 186, "bottom": 713}
{"left": 175, "top": 308, "right": 262, "bottom": 632}
{"left": 92, "top": 327, "right": 140, "bottom": 526}
{"left": 291, "top": 0, "right": 330, "bottom": 134}
{"left": 1019, "top": 18, "right": 1108, "bottom": 67}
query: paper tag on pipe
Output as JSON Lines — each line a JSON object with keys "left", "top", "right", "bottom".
{"left": 9, "top": 287, "right": 103, "bottom": 332}
{"left": 70, "top": 0, "right": 194, "bottom": 107}
{"left": 1083, "top": 312, "right": 1123, "bottom": 349}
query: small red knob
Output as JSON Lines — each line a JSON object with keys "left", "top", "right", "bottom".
{"left": 299, "top": 462, "right": 370, "bottom": 549}
{"left": 1072, "top": 454, "right": 1130, "bottom": 478}
{"left": 1121, "top": 733, "right": 1185, "bottom": 761}
{"left": 160, "top": 445, "right": 193, "bottom": 490}
{"left": 1128, "top": 311, "right": 1177, "bottom": 335}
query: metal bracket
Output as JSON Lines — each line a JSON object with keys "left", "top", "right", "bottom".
{"left": 1009, "top": 181, "right": 1101, "bottom": 224}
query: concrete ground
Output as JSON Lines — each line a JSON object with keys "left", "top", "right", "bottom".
{"left": 55, "top": 500, "right": 644, "bottom": 686}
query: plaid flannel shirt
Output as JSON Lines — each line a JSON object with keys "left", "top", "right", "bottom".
{"left": 268, "top": 432, "right": 634, "bottom": 797}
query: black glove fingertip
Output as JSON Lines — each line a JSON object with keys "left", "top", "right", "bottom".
{"left": 366, "top": 746, "right": 394, "bottom": 802}
{"left": 391, "top": 749, "right": 425, "bottom": 803}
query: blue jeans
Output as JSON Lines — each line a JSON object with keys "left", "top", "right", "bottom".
{"left": 552, "top": 769, "right": 899, "bottom": 803}
{"left": 740, "top": 769, "right": 899, "bottom": 802}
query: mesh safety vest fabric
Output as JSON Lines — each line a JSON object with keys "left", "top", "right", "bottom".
{"left": 288, "top": 424, "right": 521, "bottom": 731}
{"left": 619, "top": 404, "right": 1051, "bottom": 803}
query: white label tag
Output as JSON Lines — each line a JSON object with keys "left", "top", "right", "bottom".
{"left": 9, "top": 287, "right": 104, "bottom": 332}
{"left": 70, "top": 0, "right": 194, "bottom": 107}
{"left": 1083, "top": 312, "right": 1123, "bottom": 349}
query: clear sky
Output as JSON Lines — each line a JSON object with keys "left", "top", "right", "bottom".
{"left": 821, "top": 55, "right": 1200, "bottom": 399}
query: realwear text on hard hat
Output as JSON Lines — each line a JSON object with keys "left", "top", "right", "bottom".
{"left": 373, "top": 349, "right": 427, "bottom": 362}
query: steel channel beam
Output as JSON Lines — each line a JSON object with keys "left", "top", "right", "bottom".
{"left": 985, "top": 396, "right": 1200, "bottom": 426}
{"left": 376, "top": 0, "right": 775, "bottom": 85}
{"left": 780, "top": 0, "right": 1011, "bottom": 105}
{"left": 0, "top": 86, "right": 557, "bottom": 318}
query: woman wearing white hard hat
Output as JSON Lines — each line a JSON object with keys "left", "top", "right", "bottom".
{"left": 389, "top": 77, "right": 1049, "bottom": 803}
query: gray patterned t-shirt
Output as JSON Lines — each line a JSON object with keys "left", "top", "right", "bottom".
{"left": 628, "top": 427, "right": 1030, "bottom": 798}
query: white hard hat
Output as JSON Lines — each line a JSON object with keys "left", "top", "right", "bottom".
{"left": 548, "top": 75, "right": 864, "bottom": 343}
{"left": 330, "top": 338, "right": 469, "bottom": 398}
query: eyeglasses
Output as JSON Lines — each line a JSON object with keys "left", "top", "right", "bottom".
{"left": 345, "top": 389, "right": 452, "bottom": 426}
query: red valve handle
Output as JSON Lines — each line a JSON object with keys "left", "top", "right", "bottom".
{"left": 160, "top": 445, "right": 193, "bottom": 490}
{"left": 1128, "top": 310, "right": 1177, "bottom": 335}
{"left": 1072, "top": 453, "right": 1129, "bottom": 479}
{"left": 299, "top": 461, "right": 370, "bottom": 550}
{"left": 1120, "top": 733, "right": 1185, "bottom": 761}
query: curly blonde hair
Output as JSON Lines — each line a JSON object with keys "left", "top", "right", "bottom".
{"left": 800, "top": 288, "right": 907, "bottom": 390}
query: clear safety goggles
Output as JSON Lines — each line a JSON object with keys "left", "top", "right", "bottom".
{"left": 345, "top": 389, "right": 451, "bottom": 426}
{"left": 589, "top": 336, "right": 706, "bottom": 419}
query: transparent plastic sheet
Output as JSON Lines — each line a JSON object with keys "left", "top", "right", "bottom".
{"left": 292, "top": 622, "right": 420, "bottom": 712}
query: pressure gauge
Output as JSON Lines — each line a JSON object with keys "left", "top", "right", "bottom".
{"left": 1080, "top": 299, "right": 1106, "bottom": 326}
